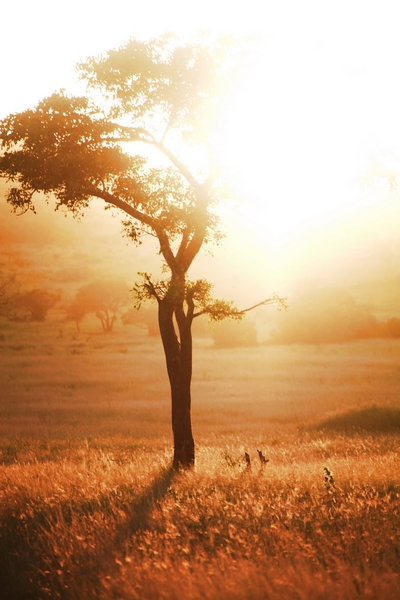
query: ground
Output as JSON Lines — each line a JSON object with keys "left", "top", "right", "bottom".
{"left": 0, "top": 318, "right": 399, "bottom": 599}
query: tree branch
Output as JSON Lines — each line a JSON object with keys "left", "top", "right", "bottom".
{"left": 152, "top": 140, "right": 203, "bottom": 192}
{"left": 143, "top": 274, "right": 161, "bottom": 302}
{"left": 237, "top": 294, "right": 288, "bottom": 315}
{"left": 113, "top": 123, "right": 204, "bottom": 192}
{"left": 86, "top": 186, "right": 156, "bottom": 229}
{"left": 156, "top": 228, "right": 178, "bottom": 272}
{"left": 176, "top": 226, "right": 191, "bottom": 264}
{"left": 108, "top": 124, "right": 211, "bottom": 274}
{"left": 185, "top": 287, "right": 195, "bottom": 322}
{"left": 86, "top": 185, "right": 178, "bottom": 271}
{"left": 193, "top": 293, "right": 288, "bottom": 320}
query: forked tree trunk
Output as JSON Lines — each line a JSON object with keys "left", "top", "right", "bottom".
{"left": 158, "top": 296, "right": 195, "bottom": 469}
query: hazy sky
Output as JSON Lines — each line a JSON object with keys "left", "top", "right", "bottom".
{"left": 1, "top": 0, "right": 400, "bottom": 296}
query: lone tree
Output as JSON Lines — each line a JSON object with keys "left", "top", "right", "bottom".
{"left": 67, "top": 280, "right": 129, "bottom": 333}
{"left": 0, "top": 35, "right": 285, "bottom": 468}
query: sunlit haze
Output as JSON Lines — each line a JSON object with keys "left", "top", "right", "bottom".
{"left": 2, "top": 5, "right": 400, "bottom": 595}
{"left": 1, "top": 0, "right": 400, "bottom": 306}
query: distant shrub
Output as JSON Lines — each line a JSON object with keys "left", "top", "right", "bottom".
{"left": 8, "top": 288, "right": 61, "bottom": 322}
{"left": 0, "top": 285, "right": 9, "bottom": 317}
{"left": 269, "top": 288, "right": 399, "bottom": 344}
{"left": 314, "top": 405, "right": 400, "bottom": 434}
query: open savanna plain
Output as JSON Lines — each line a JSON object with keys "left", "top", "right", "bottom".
{"left": 0, "top": 319, "right": 399, "bottom": 599}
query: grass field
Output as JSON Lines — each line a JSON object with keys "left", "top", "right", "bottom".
{"left": 0, "top": 319, "right": 399, "bottom": 599}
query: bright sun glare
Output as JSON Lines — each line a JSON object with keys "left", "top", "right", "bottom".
{"left": 2, "top": 1, "right": 400, "bottom": 293}
{"left": 219, "top": 38, "right": 373, "bottom": 244}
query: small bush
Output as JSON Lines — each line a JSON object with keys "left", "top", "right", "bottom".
{"left": 314, "top": 405, "right": 400, "bottom": 434}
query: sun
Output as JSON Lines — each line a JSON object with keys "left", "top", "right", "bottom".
{"left": 215, "top": 37, "right": 366, "bottom": 251}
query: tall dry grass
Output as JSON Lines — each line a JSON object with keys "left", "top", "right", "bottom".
{"left": 1, "top": 323, "right": 399, "bottom": 598}
{"left": 1, "top": 435, "right": 399, "bottom": 599}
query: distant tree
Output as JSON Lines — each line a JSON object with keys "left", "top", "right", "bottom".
{"left": 0, "top": 275, "right": 13, "bottom": 317}
{"left": 8, "top": 288, "right": 61, "bottom": 322}
{"left": 67, "top": 280, "right": 129, "bottom": 333}
{"left": 65, "top": 299, "right": 88, "bottom": 333}
{"left": 0, "top": 35, "right": 285, "bottom": 468}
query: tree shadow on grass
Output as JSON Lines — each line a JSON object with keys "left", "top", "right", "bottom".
{"left": 0, "top": 463, "right": 178, "bottom": 600}
{"left": 90, "top": 464, "right": 179, "bottom": 593}
{"left": 121, "top": 464, "right": 177, "bottom": 534}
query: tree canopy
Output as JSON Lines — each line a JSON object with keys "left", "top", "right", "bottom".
{"left": 0, "top": 35, "right": 239, "bottom": 240}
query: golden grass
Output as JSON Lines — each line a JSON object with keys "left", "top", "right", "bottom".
{"left": 0, "top": 322, "right": 399, "bottom": 598}
{"left": 1, "top": 444, "right": 399, "bottom": 599}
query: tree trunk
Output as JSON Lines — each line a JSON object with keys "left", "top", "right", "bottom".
{"left": 158, "top": 296, "right": 195, "bottom": 469}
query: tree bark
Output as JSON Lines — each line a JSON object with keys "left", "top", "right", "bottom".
{"left": 158, "top": 287, "right": 195, "bottom": 469}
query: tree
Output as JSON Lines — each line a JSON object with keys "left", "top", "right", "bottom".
{"left": 8, "top": 288, "right": 61, "bottom": 322}
{"left": 65, "top": 299, "right": 87, "bottom": 333}
{"left": 67, "top": 280, "right": 129, "bottom": 333}
{"left": 0, "top": 274, "right": 61, "bottom": 323}
{"left": 0, "top": 274, "right": 15, "bottom": 318}
{"left": 0, "top": 35, "right": 285, "bottom": 468}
